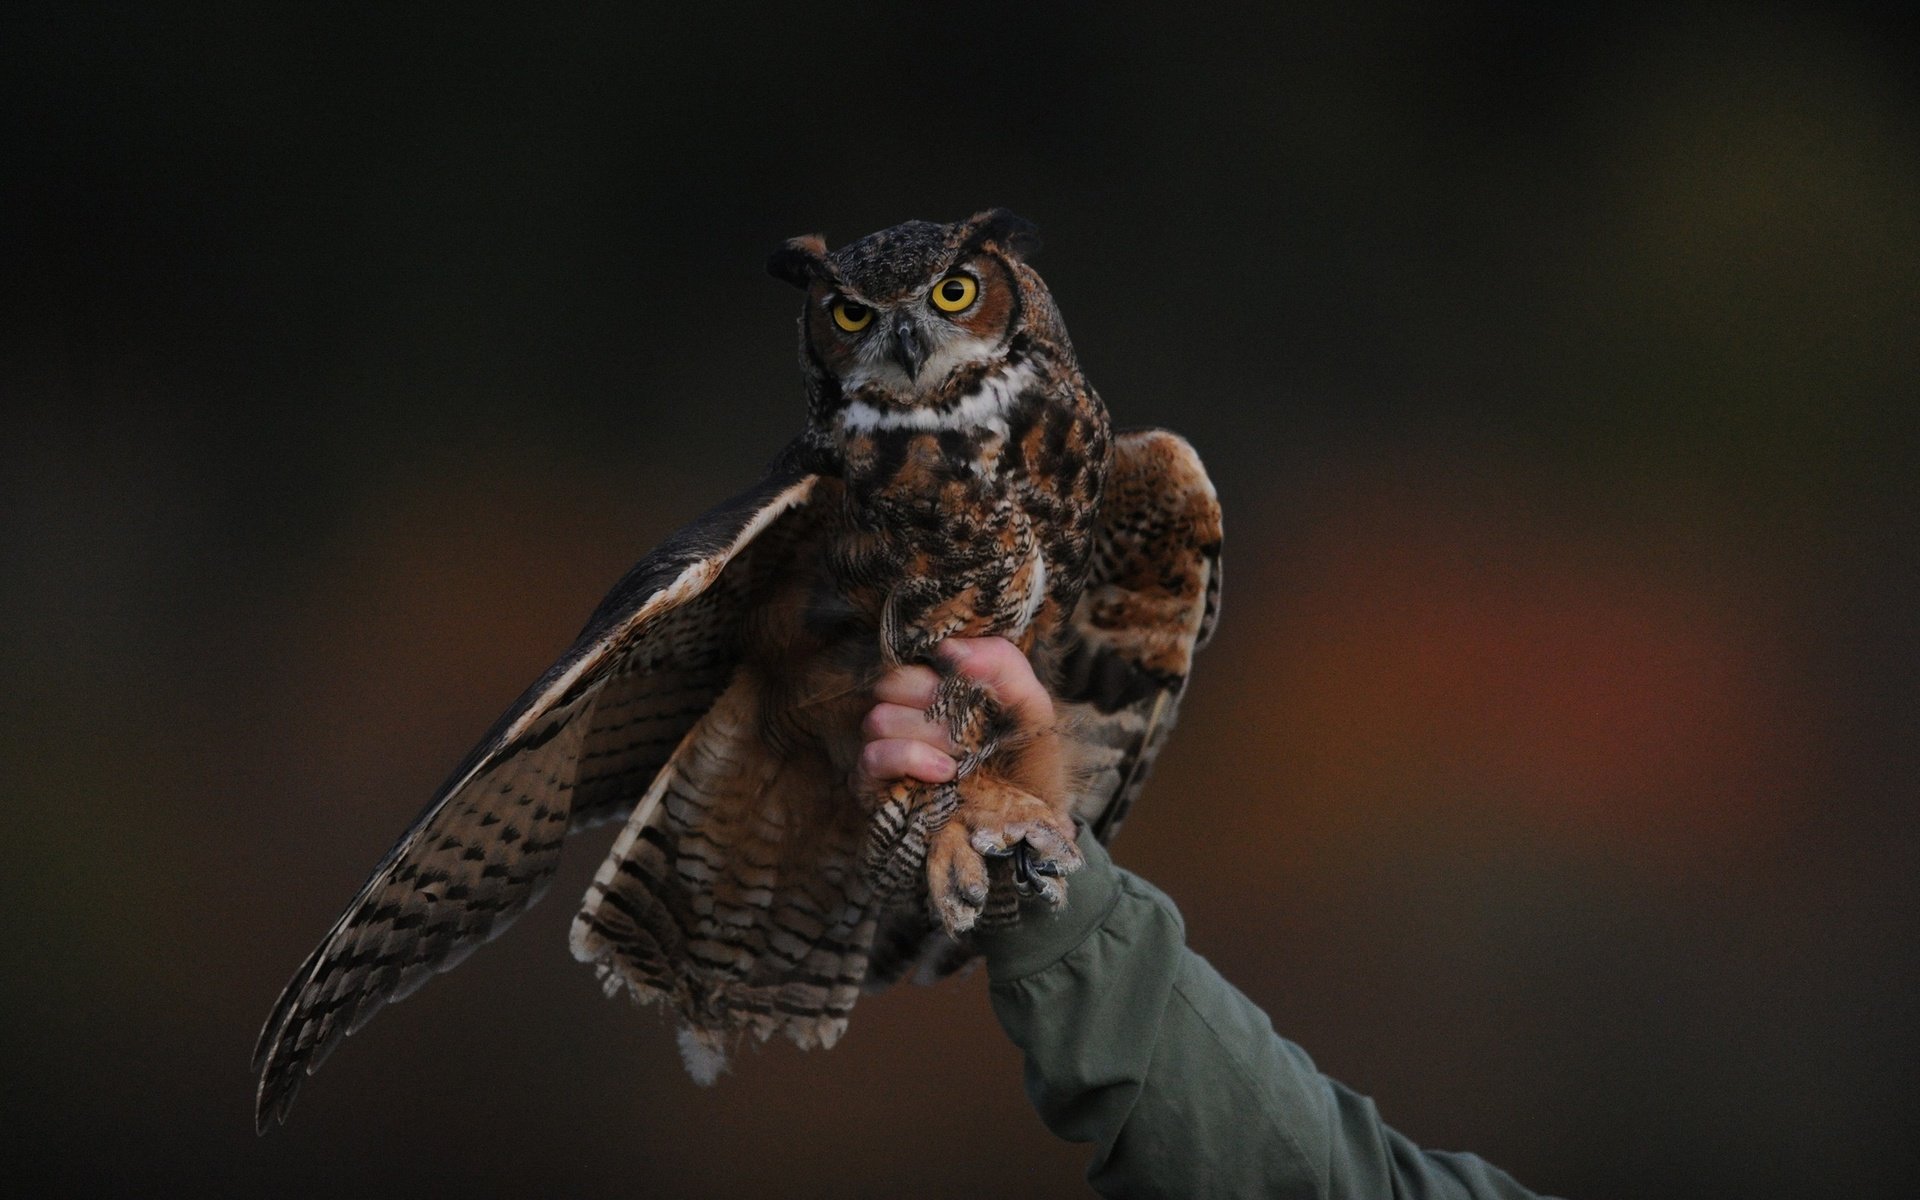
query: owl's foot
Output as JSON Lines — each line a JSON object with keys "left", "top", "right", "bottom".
{"left": 925, "top": 775, "right": 1081, "bottom": 937}
{"left": 862, "top": 780, "right": 956, "bottom": 903}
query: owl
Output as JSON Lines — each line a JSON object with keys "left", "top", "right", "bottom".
{"left": 254, "top": 209, "right": 1222, "bottom": 1128}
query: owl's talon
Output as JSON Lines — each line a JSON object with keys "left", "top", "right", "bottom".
{"left": 927, "top": 818, "right": 992, "bottom": 935}
{"left": 1011, "top": 843, "right": 1070, "bottom": 900}
{"left": 1010, "top": 844, "right": 1038, "bottom": 894}
{"left": 1020, "top": 847, "right": 1064, "bottom": 878}
{"left": 925, "top": 777, "right": 1079, "bottom": 935}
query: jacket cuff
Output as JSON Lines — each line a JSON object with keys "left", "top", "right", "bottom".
{"left": 975, "top": 822, "right": 1124, "bottom": 983}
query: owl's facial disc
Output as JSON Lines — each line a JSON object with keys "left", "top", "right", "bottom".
{"left": 830, "top": 303, "right": 998, "bottom": 400}
{"left": 812, "top": 257, "right": 1015, "bottom": 404}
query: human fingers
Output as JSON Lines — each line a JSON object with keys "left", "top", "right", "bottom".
{"left": 861, "top": 702, "right": 958, "bottom": 754}
{"left": 940, "top": 637, "right": 1053, "bottom": 726}
{"left": 850, "top": 737, "right": 957, "bottom": 798}
{"left": 873, "top": 664, "right": 941, "bottom": 709}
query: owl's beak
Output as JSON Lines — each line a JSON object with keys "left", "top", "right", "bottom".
{"left": 889, "top": 317, "right": 927, "bottom": 380}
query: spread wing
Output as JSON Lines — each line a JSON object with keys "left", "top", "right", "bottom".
{"left": 1057, "top": 428, "right": 1222, "bottom": 840}
{"left": 252, "top": 442, "right": 823, "bottom": 1131}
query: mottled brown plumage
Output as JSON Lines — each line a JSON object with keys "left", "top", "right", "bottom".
{"left": 254, "top": 210, "right": 1221, "bottom": 1126}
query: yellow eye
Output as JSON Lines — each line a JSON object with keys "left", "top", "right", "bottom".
{"left": 832, "top": 300, "right": 873, "bottom": 332}
{"left": 930, "top": 274, "right": 978, "bottom": 313}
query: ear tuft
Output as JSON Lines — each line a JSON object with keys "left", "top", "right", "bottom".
{"left": 766, "top": 235, "right": 829, "bottom": 288}
{"left": 961, "top": 209, "right": 1041, "bottom": 260}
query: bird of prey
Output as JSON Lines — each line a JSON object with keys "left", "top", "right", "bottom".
{"left": 254, "top": 210, "right": 1221, "bottom": 1129}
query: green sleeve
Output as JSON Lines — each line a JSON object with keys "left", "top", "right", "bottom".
{"left": 973, "top": 827, "right": 1549, "bottom": 1200}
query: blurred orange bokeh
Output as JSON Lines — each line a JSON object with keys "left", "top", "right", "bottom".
{"left": 1255, "top": 465, "right": 1805, "bottom": 859}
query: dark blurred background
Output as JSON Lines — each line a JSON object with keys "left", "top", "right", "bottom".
{"left": 4, "top": 3, "right": 1915, "bottom": 1197}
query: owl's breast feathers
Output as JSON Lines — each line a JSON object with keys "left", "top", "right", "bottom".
{"left": 829, "top": 353, "right": 1111, "bottom": 653}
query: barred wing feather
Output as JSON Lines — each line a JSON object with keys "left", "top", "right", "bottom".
{"left": 1057, "top": 428, "right": 1222, "bottom": 841}
{"left": 252, "top": 444, "right": 821, "bottom": 1130}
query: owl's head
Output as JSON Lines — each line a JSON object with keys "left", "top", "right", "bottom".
{"left": 769, "top": 210, "right": 1063, "bottom": 425}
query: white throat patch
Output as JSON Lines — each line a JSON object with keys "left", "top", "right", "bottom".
{"left": 841, "top": 361, "right": 1036, "bottom": 438}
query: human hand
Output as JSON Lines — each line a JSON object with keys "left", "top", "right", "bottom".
{"left": 849, "top": 637, "right": 1054, "bottom": 798}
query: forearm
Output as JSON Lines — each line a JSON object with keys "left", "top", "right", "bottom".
{"left": 975, "top": 827, "right": 1545, "bottom": 1200}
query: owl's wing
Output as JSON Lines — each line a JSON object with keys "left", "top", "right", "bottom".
{"left": 1057, "top": 428, "right": 1222, "bottom": 841}
{"left": 252, "top": 442, "right": 823, "bottom": 1131}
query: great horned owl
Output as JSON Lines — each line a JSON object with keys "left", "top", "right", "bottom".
{"left": 254, "top": 210, "right": 1222, "bottom": 1128}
